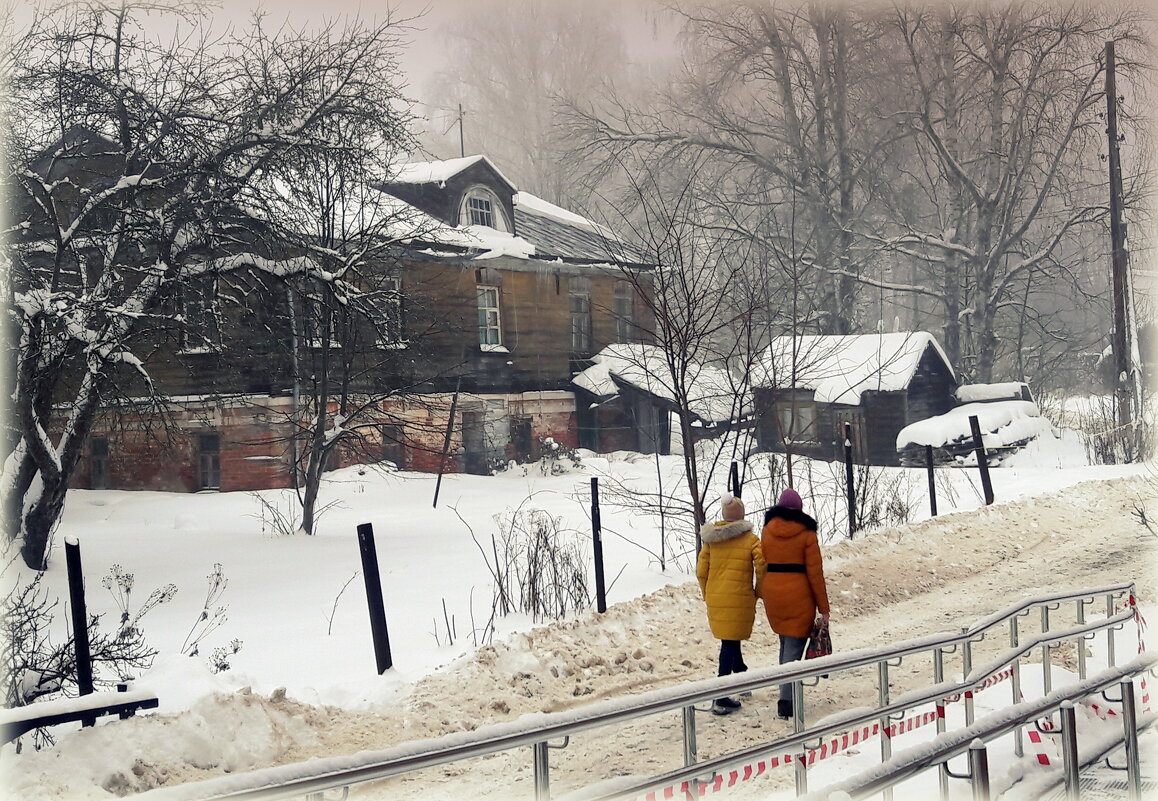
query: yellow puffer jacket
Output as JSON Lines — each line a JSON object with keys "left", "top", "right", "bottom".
{"left": 696, "top": 519, "right": 766, "bottom": 641}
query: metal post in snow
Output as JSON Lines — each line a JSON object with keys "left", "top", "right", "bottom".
{"left": 356, "top": 523, "right": 393, "bottom": 674}
{"left": 64, "top": 537, "right": 95, "bottom": 726}
{"left": 1119, "top": 679, "right": 1143, "bottom": 801}
{"left": 591, "top": 477, "right": 607, "bottom": 613}
{"left": 432, "top": 379, "right": 461, "bottom": 508}
{"left": 967, "top": 739, "right": 992, "bottom": 801}
{"left": 968, "top": 415, "right": 994, "bottom": 505}
{"left": 844, "top": 423, "right": 856, "bottom": 536}
{"left": 926, "top": 444, "right": 938, "bottom": 516}
{"left": 1059, "top": 702, "right": 1080, "bottom": 801}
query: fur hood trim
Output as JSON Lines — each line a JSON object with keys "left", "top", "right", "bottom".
{"left": 763, "top": 505, "right": 818, "bottom": 531}
{"left": 698, "top": 519, "right": 754, "bottom": 543}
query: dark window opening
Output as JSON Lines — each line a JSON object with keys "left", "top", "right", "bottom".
{"left": 197, "top": 433, "right": 221, "bottom": 490}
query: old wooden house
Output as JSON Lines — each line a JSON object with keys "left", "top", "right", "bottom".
{"left": 753, "top": 332, "right": 957, "bottom": 466}
{"left": 36, "top": 145, "right": 655, "bottom": 492}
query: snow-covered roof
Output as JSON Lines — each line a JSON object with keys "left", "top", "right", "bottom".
{"left": 572, "top": 344, "right": 745, "bottom": 424}
{"left": 390, "top": 155, "right": 517, "bottom": 191}
{"left": 955, "top": 382, "right": 1031, "bottom": 404}
{"left": 896, "top": 400, "right": 1052, "bottom": 449}
{"left": 753, "top": 332, "right": 954, "bottom": 406}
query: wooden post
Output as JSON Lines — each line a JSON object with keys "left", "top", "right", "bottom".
{"left": 968, "top": 415, "right": 995, "bottom": 505}
{"left": 844, "top": 423, "right": 856, "bottom": 537}
{"left": 925, "top": 444, "right": 938, "bottom": 517}
{"left": 432, "top": 379, "right": 461, "bottom": 508}
{"left": 356, "top": 523, "right": 393, "bottom": 673}
{"left": 64, "top": 537, "right": 95, "bottom": 726}
{"left": 591, "top": 477, "right": 607, "bottom": 613}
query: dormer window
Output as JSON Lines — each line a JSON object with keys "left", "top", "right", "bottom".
{"left": 459, "top": 186, "right": 510, "bottom": 232}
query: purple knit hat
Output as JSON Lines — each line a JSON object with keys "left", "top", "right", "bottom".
{"left": 777, "top": 488, "right": 803, "bottom": 511}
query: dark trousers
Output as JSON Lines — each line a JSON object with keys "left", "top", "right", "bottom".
{"left": 718, "top": 639, "right": 747, "bottom": 677}
{"left": 778, "top": 634, "right": 808, "bottom": 702}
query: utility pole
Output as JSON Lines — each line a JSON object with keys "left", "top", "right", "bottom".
{"left": 457, "top": 103, "right": 465, "bottom": 158}
{"left": 1104, "top": 39, "right": 1135, "bottom": 455}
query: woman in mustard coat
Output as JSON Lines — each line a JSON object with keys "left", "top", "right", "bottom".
{"left": 759, "top": 488, "right": 830, "bottom": 720}
{"left": 697, "top": 494, "right": 766, "bottom": 715}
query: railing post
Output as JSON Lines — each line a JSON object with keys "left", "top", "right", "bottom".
{"left": 1119, "top": 679, "right": 1142, "bottom": 801}
{"left": 963, "top": 639, "right": 975, "bottom": 726}
{"left": 794, "top": 748, "right": 808, "bottom": 796}
{"left": 1041, "top": 606, "right": 1053, "bottom": 694}
{"left": 1076, "top": 599, "right": 1088, "bottom": 680}
{"left": 1107, "top": 593, "right": 1118, "bottom": 667}
{"left": 878, "top": 659, "right": 894, "bottom": 801}
{"left": 682, "top": 705, "right": 697, "bottom": 767}
{"left": 1010, "top": 617, "right": 1023, "bottom": 758}
{"left": 1059, "top": 701, "right": 1079, "bottom": 801}
{"left": 968, "top": 739, "right": 991, "bottom": 801}
{"left": 934, "top": 647, "right": 949, "bottom": 801}
{"left": 792, "top": 679, "right": 805, "bottom": 733}
{"left": 533, "top": 741, "right": 551, "bottom": 801}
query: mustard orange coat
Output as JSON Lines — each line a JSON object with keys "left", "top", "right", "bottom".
{"left": 759, "top": 506, "right": 830, "bottom": 638}
{"left": 696, "top": 519, "right": 766, "bottom": 641}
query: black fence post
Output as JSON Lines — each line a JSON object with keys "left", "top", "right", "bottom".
{"left": 968, "top": 415, "right": 995, "bottom": 505}
{"left": 843, "top": 423, "right": 857, "bottom": 537}
{"left": 728, "top": 461, "right": 741, "bottom": 498}
{"left": 432, "top": 378, "right": 461, "bottom": 509}
{"left": 64, "top": 537, "right": 95, "bottom": 726}
{"left": 591, "top": 477, "right": 607, "bottom": 613}
{"left": 925, "top": 444, "right": 938, "bottom": 517}
{"left": 356, "top": 523, "right": 393, "bottom": 674}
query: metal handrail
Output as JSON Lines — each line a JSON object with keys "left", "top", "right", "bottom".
{"left": 132, "top": 583, "right": 1138, "bottom": 801}
{"left": 579, "top": 607, "right": 1140, "bottom": 801}
{"left": 801, "top": 655, "right": 1158, "bottom": 801}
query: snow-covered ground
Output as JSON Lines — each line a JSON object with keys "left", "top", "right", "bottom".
{"left": 1, "top": 428, "right": 1155, "bottom": 800}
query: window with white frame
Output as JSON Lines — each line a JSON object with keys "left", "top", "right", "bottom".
{"left": 477, "top": 285, "right": 502, "bottom": 347}
{"left": 459, "top": 186, "right": 510, "bottom": 232}
{"left": 569, "top": 278, "right": 592, "bottom": 353}
{"left": 614, "top": 280, "right": 634, "bottom": 342}
{"left": 776, "top": 401, "right": 818, "bottom": 444}
{"left": 180, "top": 278, "right": 220, "bottom": 353}
{"left": 373, "top": 276, "right": 405, "bottom": 349}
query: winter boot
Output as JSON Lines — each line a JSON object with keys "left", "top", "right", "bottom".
{"left": 712, "top": 697, "right": 741, "bottom": 715}
{"left": 777, "top": 699, "right": 793, "bottom": 720}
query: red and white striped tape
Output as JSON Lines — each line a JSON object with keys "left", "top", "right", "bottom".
{"left": 628, "top": 602, "right": 1150, "bottom": 800}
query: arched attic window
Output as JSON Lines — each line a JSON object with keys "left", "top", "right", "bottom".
{"left": 458, "top": 185, "right": 511, "bottom": 232}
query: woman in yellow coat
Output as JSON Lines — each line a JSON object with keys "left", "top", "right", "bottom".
{"left": 759, "top": 488, "right": 830, "bottom": 720}
{"left": 697, "top": 494, "right": 766, "bottom": 715}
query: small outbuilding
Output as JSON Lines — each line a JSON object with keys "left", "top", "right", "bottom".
{"left": 753, "top": 332, "right": 957, "bottom": 466}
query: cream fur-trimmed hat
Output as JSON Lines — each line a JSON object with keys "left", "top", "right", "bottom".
{"left": 721, "top": 493, "right": 745, "bottom": 522}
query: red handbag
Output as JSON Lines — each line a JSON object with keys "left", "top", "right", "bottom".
{"left": 806, "top": 618, "right": 832, "bottom": 666}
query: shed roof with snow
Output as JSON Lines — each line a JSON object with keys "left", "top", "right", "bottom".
{"left": 572, "top": 344, "right": 745, "bottom": 424}
{"left": 754, "top": 332, "right": 955, "bottom": 406}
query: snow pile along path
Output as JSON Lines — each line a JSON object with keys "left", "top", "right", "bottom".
{"left": 4, "top": 475, "right": 1155, "bottom": 800}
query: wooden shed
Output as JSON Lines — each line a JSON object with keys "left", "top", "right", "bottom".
{"left": 753, "top": 332, "right": 957, "bottom": 466}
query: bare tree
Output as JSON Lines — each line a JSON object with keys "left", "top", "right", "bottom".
{"left": 872, "top": 2, "right": 1149, "bottom": 382}
{"left": 4, "top": 4, "right": 420, "bottom": 567}
{"left": 588, "top": 150, "right": 763, "bottom": 537}
{"left": 568, "top": 1, "right": 908, "bottom": 338}
{"left": 421, "top": 0, "right": 634, "bottom": 203}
